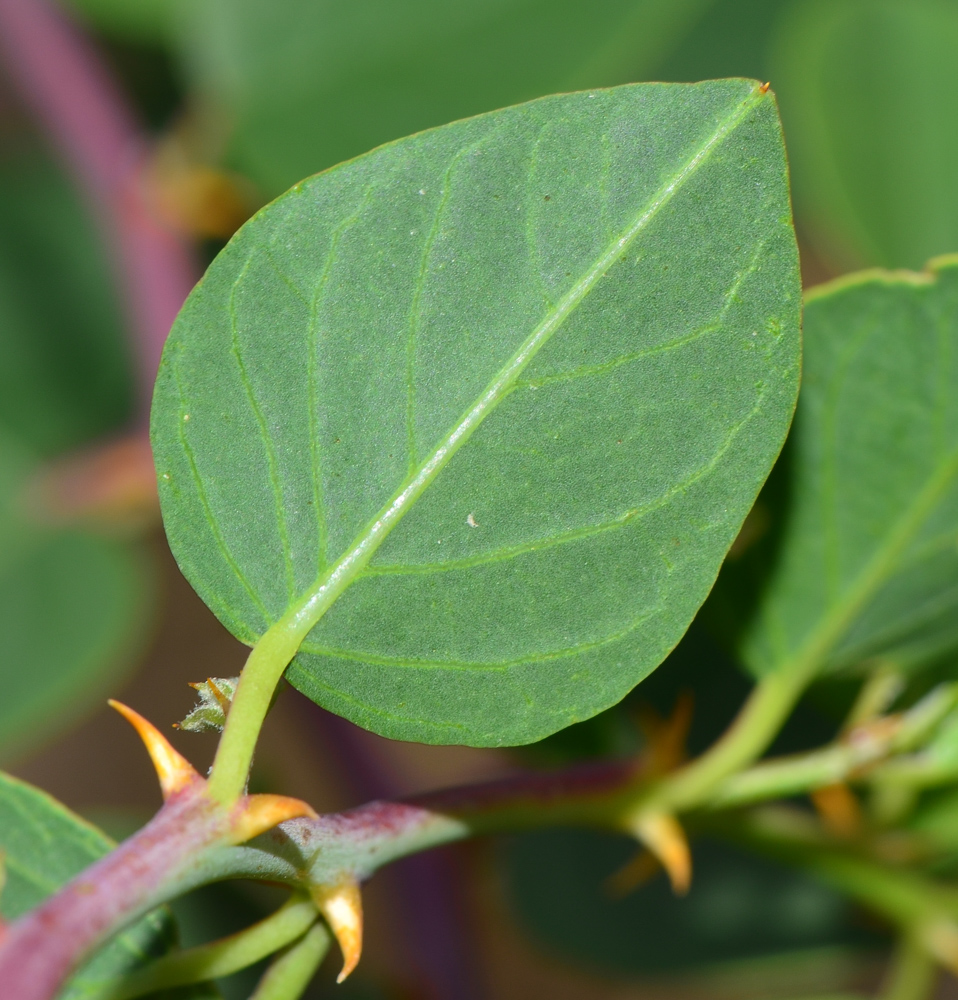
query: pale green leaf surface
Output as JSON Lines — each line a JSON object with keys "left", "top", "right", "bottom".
{"left": 0, "top": 433, "right": 152, "bottom": 760}
{"left": 736, "top": 257, "right": 958, "bottom": 679}
{"left": 768, "top": 0, "right": 958, "bottom": 270}
{"left": 0, "top": 771, "right": 215, "bottom": 999}
{"left": 152, "top": 81, "right": 800, "bottom": 746}
{"left": 182, "top": 0, "right": 715, "bottom": 195}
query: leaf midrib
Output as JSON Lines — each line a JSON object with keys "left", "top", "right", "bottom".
{"left": 771, "top": 446, "right": 958, "bottom": 681}
{"left": 266, "top": 84, "right": 769, "bottom": 644}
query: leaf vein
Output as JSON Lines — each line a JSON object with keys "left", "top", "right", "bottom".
{"left": 300, "top": 603, "right": 662, "bottom": 671}
{"left": 229, "top": 255, "right": 296, "bottom": 601}
{"left": 367, "top": 382, "right": 767, "bottom": 576}
{"left": 307, "top": 186, "right": 376, "bottom": 567}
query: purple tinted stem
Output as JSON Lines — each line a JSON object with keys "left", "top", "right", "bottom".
{"left": 0, "top": 791, "right": 227, "bottom": 1000}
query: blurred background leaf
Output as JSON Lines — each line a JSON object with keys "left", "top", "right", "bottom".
{"left": 0, "top": 131, "right": 153, "bottom": 761}
{"left": 717, "top": 261, "right": 958, "bottom": 683}
{"left": 769, "top": 0, "right": 958, "bottom": 271}
{"left": 502, "top": 829, "right": 880, "bottom": 977}
{"left": 0, "top": 431, "right": 152, "bottom": 761}
{"left": 0, "top": 149, "right": 132, "bottom": 456}
{"left": 173, "top": 0, "right": 716, "bottom": 196}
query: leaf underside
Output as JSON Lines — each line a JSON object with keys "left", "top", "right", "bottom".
{"left": 152, "top": 80, "right": 800, "bottom": 746}
{"left": 738, "top": 257, "right": 958, "bottom": 678}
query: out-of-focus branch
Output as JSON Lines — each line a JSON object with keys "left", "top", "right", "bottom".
{"left": 0, "top": 0, "right": 196, "bottom": 408}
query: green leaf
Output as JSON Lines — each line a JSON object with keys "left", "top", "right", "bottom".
{"left": 152, "top": 80, "right": 800, "bottom": 746}
{"left": 0, "top": 151, "right": 133, "bottom": 456}
{"left": 768, "top": 0, "right": 958, "bottom": 270}
{"left": 0, "top": 770, "right": 216, "bottom": 999}
{"left": 62, "top": 0, "right": 181, "bottom": 43}
{"left": 730, "top": 257, "right": 958, "bottom": 680}
{"left": 181, "top": 0, "right": 716, "bottom": 194}
{"left": 0, "top": 432, "right": 152, "bottom": 760}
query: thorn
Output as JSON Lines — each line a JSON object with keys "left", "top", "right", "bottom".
{"left": 759, "top": 81, "right": 771, "bottom": 93}
{"left": 630, "top": 812, "right": 691, "bottom": 895}
{"left": 921, "top": 919, "right": 958, "bottom": 974}
{"left": 108, "top": 700, "right": 201, "bottom": 799}
{"left": 605, "top": 848, "right": 660, "bottom": 898}
{"left": 636, "top": 692, "right": 693, "bottom": 777}
{"left": 811, "top": 783, "right": 862, "bottom": 839}
{"left": 312, "top": 878, "right": 363, "bottom": 982}
{"left": 230, "top": 794, "right": 318, "bottom": 844}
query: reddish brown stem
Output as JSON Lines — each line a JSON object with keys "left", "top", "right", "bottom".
{"left": 0, "top": 757, "right": 645, "bottom": 999}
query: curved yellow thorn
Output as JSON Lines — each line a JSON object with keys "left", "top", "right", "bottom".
{"left": 230, "top": 794, "right": 318, "bottom": 845}
{"left": 630, "top": 811, "right": 691, "bottom": 896}
{"left": 311, "top": 878, "right": 363, "bottom": 982}
{"left": 108, "top": 700, "right": 201, "bottom": 799}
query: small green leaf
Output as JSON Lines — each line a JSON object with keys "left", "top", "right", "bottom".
{"left": 183, "top": 0, "right": 716, "bottom": 194}
{"left": 0, "top": 771, "right": 216, "bottom": 999}
{"left": 768, "top": 0, "right": 958, "bottom": 270}
{"left": 152, "top": 81, "right": 800, "bottom": 746}
{"left": 730, "top": 257, "right": 958, "bottom": 680}
{"left": 0, "top": 433, "right": 152, "bottom": 760}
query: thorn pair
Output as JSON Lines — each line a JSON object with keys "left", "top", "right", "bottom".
{"left": 108, "top": 700, "right": 367, "bottom": 980}
{"left": 107, "top": 700, "right": 316, "bottom": 844}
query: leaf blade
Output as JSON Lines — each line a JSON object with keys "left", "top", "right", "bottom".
{"left": 153, "top": 81, "right": 801, "bottom": 744}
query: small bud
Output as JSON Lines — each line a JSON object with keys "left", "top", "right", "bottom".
{"left": 109, "top": 700, "right": 201, "bottom": 799}
{"left": 312, "top": 878, "right": 363, "bottom": 982}
{"left": 176, "top": 677, "right": 240, "bottom": 732}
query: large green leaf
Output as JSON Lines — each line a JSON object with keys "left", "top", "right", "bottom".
{"left": 0, "top": 433, "right": 152, "bottom": 760}
{"left": 0, "top": 152, "right": 133, "bottom": 456}
{"left": 730, "top": 257, "right": 958, "bottom": 679}
{"left": 152, "top": 80, "right": 800, "bottom": 746}
{"left": 180, "top": 0, "right": 716, "bottom": 195}
{"left": 0, "top": 771, "right": 215, "bottom": 999}
{"left": 768, "top": 0, "right": 958, "bottom": 270}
